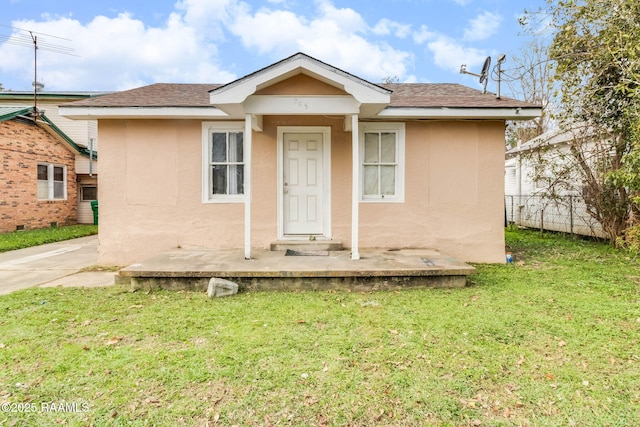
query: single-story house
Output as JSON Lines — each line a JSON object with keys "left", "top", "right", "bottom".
{"left": 505, "top": 126, "right": 606, "bottom": 237}
{"left": 0, "top": 90, "right": 104, "bottom": 224}
{"left": 0, "top": 106, "right": 98, "bottom": 233}
{"left": 60, "top": 52, "right": 541, "bottom": 266}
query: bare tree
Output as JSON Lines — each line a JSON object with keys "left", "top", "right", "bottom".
{"left": 502, "top": 38, "right": 555, "bottom": 149}
{"left": 519, "top": 0, "right": 640, "bottom": 245}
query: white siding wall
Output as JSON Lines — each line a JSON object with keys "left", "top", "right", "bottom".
{"left": 78, "top": 200, "right": 94, "bottom": 224}
{"left": 75, "top": 155, "right": 98, "bottom": 175}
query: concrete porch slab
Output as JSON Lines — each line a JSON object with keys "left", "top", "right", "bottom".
{"left": 118, "top": 248, "right": 476, "bottom": 292}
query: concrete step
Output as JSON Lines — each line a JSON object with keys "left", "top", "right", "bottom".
{"left": 269, "top": 240, "right": 344, "bottom": 252}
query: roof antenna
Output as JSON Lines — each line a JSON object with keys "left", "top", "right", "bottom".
{"left": 460, "top": 56, "right": 491, "bottom": 93}
{"left": 0, "top": 25, "right": 77, "bottom": 116}
{"left": 495, "top": 54, "right": 506, "bottom": 99}
{"left": 30, "top": 32, "right": 41, "bottom": 117}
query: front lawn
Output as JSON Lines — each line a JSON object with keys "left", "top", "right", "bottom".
{"left": 0, "top": 230, "right": 638, "bottom": 426}
{"left": 0, "top": 225, "right": 98, "bottom": 253}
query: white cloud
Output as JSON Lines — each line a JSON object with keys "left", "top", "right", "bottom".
{"left": 174, "top": 0, "right": 243, "bottom": 41}
{"left": 413, "top": 24, "right": 436, "bottom": 44}
{"left": 463, "top": 11, "right": 503, "bottom": 41}
{"left": 0, "top": 12, "right": 236, "bottom": 90}
{"left": 0, "top": 0, "right": 418, "bottom": 89}
{"left": 452, "top": 0, "right": 472, "bottom": 5}
{"left": 427, "top": 35, "right": 487, "bottom": 74}
{"left": 224, "top": 0, "right": 414, "bottom": 82}
{"left": 372, "top": 18, "right": 412, "bottom": 38}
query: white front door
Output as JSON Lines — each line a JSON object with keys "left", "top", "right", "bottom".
{"left": 283, "top": 132, "right": 325, "bottom": 235}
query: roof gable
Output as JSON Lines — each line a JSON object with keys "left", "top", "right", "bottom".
{"left": 209, "top": 52, "right": 391, "bottom": 107}
{"left": 0, "top": 107, "right": 92, "bottom": 158}
{"left": 254, "top": 73, "right": 347, "bottom": 96}
{"left": 0, "top": 106, "right": 33, "bottom": 121}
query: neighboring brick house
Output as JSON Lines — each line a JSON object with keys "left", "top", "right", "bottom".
{"left": 0, "top": 107, "right": 95, "bottom": 233}
{"left": 0, "top": 90, "right": 103, "bottom": 224}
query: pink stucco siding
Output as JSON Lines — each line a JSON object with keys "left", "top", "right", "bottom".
{"left": 96, "top": 116, "right": 505, "bottom": 265}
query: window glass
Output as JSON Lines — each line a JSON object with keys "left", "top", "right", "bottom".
{"left": 380, "top": 165, "right": 396, "bottom": 195}
{"left": 53, "top": 166, "right": 64, "bottom": 182}
{"left": 229, "top": 132, "right": 243, "bottom": 163}
{"left": 37, "top": 164, "right": 66, "bottom": 200}
{"left": 360, "top": 124, "right": 404, "bottom": 202}
{"left": 81, "top": 186, "right": 97, "bottom": 201}
{"left": 381, "top": 133, "right": 396, "bottom": 163}
{"left": 37, "top": 164, "right": 48, "bottom": 180}
{"left": 203, "top": 124, "right": 245, "bottom": 201}
{"left": 363, "top": 132, "right": 397, "bottom": 196}
{"left": 212, "top": 165, "right": 228, "bottom": 195}
{"left": 212, "top": 133, "right": 227, "bottom": 162}
{"left": 53, "top": 182, "right": 64, "bottom": 199}
{"left": 37, "top": 181, "right": 49, "bottom": 199}
{"left": 364, "top": 133, "right": 379, "bottom": 163}
{"left": 229, "top": 164, "right": 244, "bottom": 195}
{"left": 363, "top": 165, "right": 378, "bottom": 195}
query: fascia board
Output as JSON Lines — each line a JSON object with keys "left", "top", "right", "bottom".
{"left": 59, "top": 106, "right": 228, "bottom": 120}
{"left": 210, "top": 56, "right": 390, "bottom": 106}
{"left": 375, "top": 107, "right": 542, "bottom": 120}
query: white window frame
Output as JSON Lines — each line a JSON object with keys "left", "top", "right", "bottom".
{"left": 37, "top": 163, "right": 67, "bottom": 201}
{"left": 359, "top": 122, "right": 405, "bottom": 202}
{"left": 202, "top": 121, "right": 246, "bottom": 203}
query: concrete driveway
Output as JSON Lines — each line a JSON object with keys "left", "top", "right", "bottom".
{"left": 0, "top": 235, "right": 115, "bottom": 295}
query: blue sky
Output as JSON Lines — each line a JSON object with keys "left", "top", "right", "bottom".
{"left": 0, "top": 0, "right": 546, "bottom": 93}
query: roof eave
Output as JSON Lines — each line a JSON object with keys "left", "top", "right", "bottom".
{"left": 59, "top": 106, "right": 228, "bottom": 120}
{"left": 374, "top": 106, "right": 542, "bottom": 120}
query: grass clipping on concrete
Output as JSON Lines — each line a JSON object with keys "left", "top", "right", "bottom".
{"left": 1, "top": 230, "right": 639, "bottom": 426}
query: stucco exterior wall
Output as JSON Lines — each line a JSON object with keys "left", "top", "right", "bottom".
{"left": 358, "top": 121, "right": 506, "bottom": 262}
{"left": 0, "top": 119, "right": 78, "bottom": 233}
{"left": 96, "top": 115, "right": 505, "bottom": 265}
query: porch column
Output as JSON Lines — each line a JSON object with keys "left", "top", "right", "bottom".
{"left": 351, "top": 114, "right": 360, "bottom": 260}
{"left": 244, "top": 114, "right": 253, "bottom": 260}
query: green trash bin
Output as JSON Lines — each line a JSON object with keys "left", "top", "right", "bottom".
{"left": 90, "top": 200, "right": 98, "bottom": 225}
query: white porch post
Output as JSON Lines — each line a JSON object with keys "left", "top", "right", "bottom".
{"left": 244, "top": 114, "right": 253, "bottom": 260}
{"left": 351, "top": 114, "right": 360, "bottom": 260}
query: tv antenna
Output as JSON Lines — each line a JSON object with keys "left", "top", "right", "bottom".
{"left": 0, "top": 25, "right": 78, "bottom": 115}
{"left": 460, "top": 54, "right": 507, "bottom": 98}
{"left": 460, "top": 56, "right": 491, "bottom": 93}
{"left": 494, "top": 54, "right": 507, "bottom": 99}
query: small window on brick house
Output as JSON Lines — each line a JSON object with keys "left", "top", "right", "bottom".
{"left": 81, "top": 186, "right": 97, "bottom": 201}
{"left": 37, "top": 163, "right": 67, "bottom": 200}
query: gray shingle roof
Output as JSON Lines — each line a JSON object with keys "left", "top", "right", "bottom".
{"left": 67, "top": 84, "right": 220, "bottom": 108}
{"left": 379, "top": 83, "right": 536, "bottom": 109}
{"left": 64, "top": 82, "right": 538, "bottom": 110}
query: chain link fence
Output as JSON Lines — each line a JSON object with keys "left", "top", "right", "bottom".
{"left": 505, "top": 194, "right": 607, "bottom": 239}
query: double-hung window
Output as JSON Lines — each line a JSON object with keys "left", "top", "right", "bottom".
{"left": 360, "top": 123, "right": 405, "bottom": 202}
{"left": 203, "top": 122, "right": 245, "bottom": 202}
{"left": 37, "top": 163, "right": 66, "bottom": 200}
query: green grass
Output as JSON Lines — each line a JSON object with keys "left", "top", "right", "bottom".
{"left": 0, "top": 225, "right": 98, "bottom": 253}
{"left": 1, "top": 229, "right": 639, "bottom": 426}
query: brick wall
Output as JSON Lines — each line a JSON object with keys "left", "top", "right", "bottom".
{"left": 0, "top": 118, "right": 78, "bottom": 233}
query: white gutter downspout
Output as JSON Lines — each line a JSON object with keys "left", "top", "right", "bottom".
{"left": 351, "top": 114, "right": 360, "bottom": 260}
{"left": 244, "top": 114, "right": 252, "bottom": 260}
{"left": 89, "top": 138, "right": 94, "bottom": 177}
